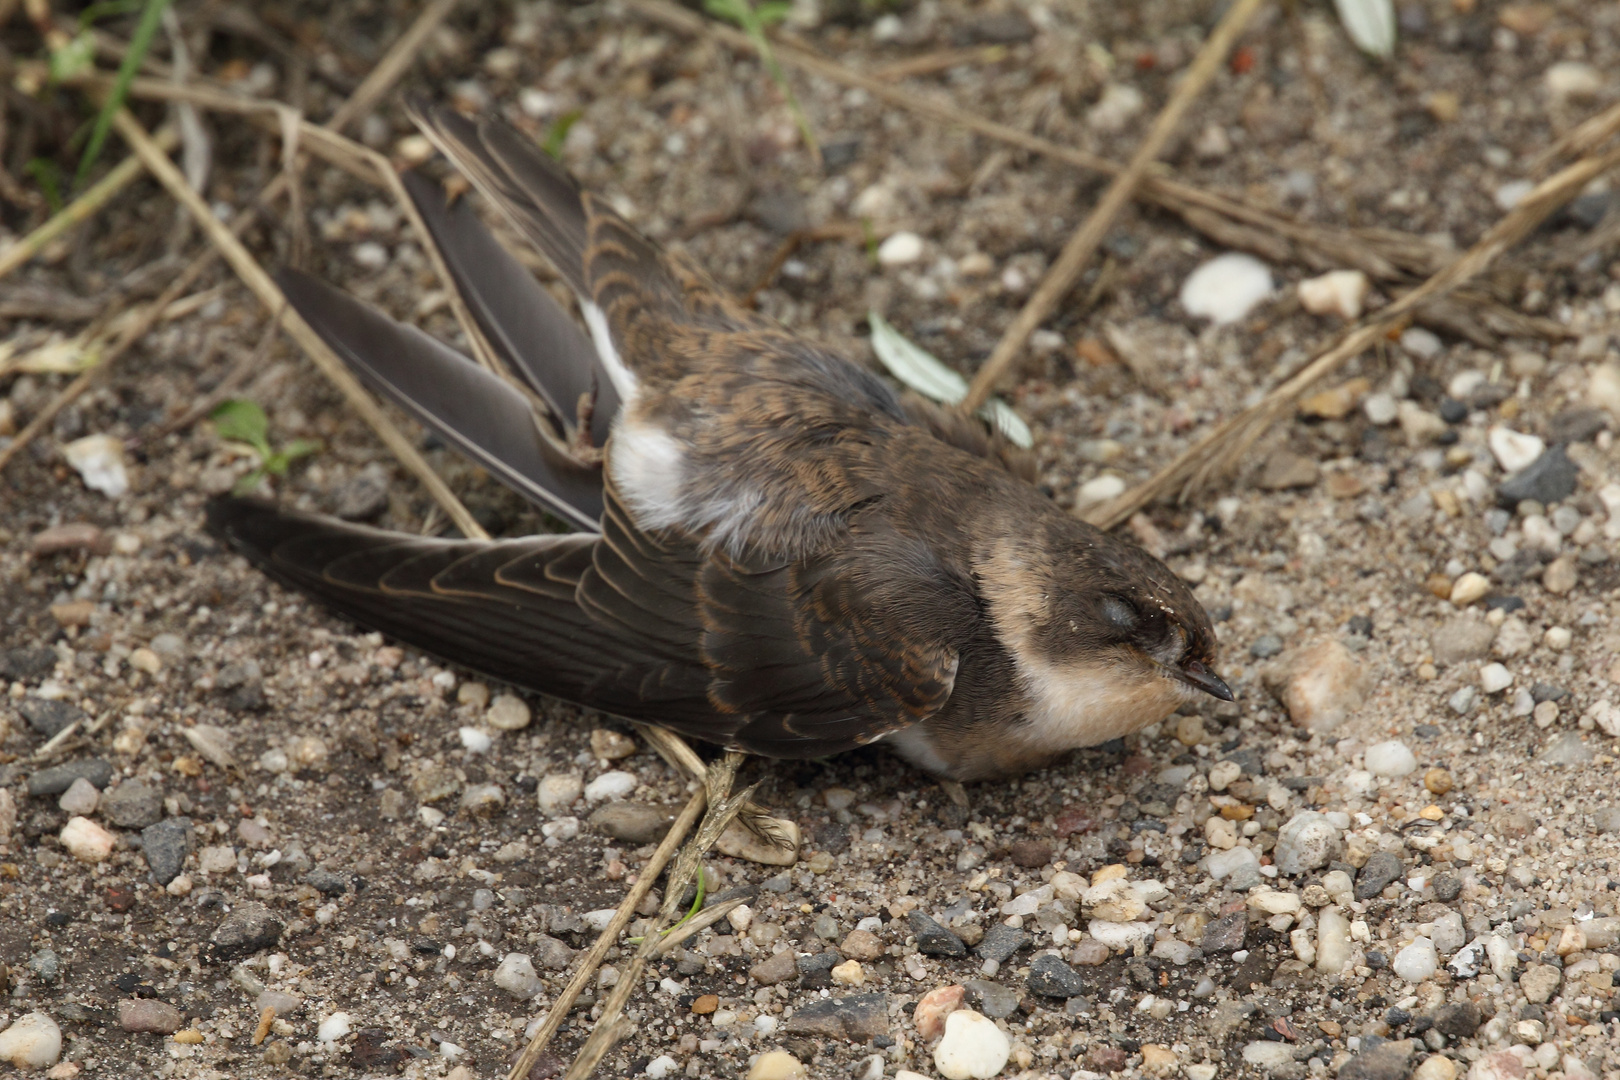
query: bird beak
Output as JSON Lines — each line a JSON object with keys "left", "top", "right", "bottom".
{"left": 1178, "top": 659, "right": 1234, "bottom": 702}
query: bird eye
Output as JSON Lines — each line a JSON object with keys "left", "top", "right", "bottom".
{"left": 1100, "top": 595, "right": 1138, "bottom": 632}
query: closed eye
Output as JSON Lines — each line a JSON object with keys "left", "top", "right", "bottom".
{"left": 1100, "top": 595, "right": 1138, "bottom": 633}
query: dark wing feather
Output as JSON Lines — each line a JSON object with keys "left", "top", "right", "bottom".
{"left": 401, "top": 170, "right": 618, "bottom": 447}
{"left": 208, "top": 486, "right": 968, "bottom": 761}
{"left": 277, "top": 268, "right": 603, "bottom": 531}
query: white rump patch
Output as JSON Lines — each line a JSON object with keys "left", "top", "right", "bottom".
{"left": 582, "top": 300, "right": 638, "bottom": 400}
{"left": 880, "top": 726, "right": 952, "bottom": 777}
{"left": 610, "top": 418, "right": 685, "bottom": 530}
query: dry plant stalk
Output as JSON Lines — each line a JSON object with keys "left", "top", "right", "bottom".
{"left": 506, "top": 785, "right": 709, "bottom": 1080}
{"left": 1086, "top": 139, "right": 1620, "bottom": 529}
{"left": 958, "top": 0, "right": 1266, "bottom": 414}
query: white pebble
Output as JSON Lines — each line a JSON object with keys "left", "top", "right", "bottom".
{"left": 0, "top": 1012, "right": 62, "bottom": 1068}
{"left": 582, "top": 908, "right": 619, "bottom": 931}
{"left": 458, "top": 727, "right": 493, "bottom": 753}
{"left": 933, "top": 1010, "right": 1009, "bottom": 1080}
{"left": 1179, "top": 253, "right": 1273, "bottom": 325}
{"left": 540, "top": 817, "right": 579, "bottom": 841}
{"left": 352, "top": 242, "right": 388, "bottom": 270}
{"left": 60, "top": 816, "right": 115, "bottom": 863}
{"left": 1087, "top": 919, "right": 1156, "bottom": 951}
{"left": 1204, "top": 846, "right": 1260, "bottom": 885}
{"left": 1488, "top": 426, "right": 1545, "bottom": 473}
{"left": 1494, "top": 180, "right": 1535, "bottom": 212}
{"left": 1242, "top": 1041, "right": 1295, "bottom": 1068}
{"left": 1363, "top": 391, "right": 1398, "bottom": 426}
{"left": 1074, "top": 474, "right": 1126, "bottom": 507}
{"left": 584, "top": 770, "right": 638, "bottom": 802}
{"left": 1087, "top": 83, "right": 1144, "bottom": 133}
{"left": 486, "top": 694, "right": 531, "bottom": 730}
{"left": 316, "top": 1012, "right": 351, "bottom": 1042}
{"left": 1544, "top": 626, "right": 1571, "bottom": 650}
{"left": 1316, "top": 908, "right": 1352, "bottom": 973}
{"left": 537, "top": 774, "right": 583, "bottom": 815}
{"left": 62, "top": 434, "right": 129, "bottom": 498}
{"left": 492, "top": 953, "right": 542, "bottom": 999}
{"left": 58, "top": 776, "right": 100, "bottom": 815}
{"left": 1297, "top": 270, "right": 1369, "bottom": 320}
{"left": 646, "top": 1054, "right": 680, "bottom": 1079}
{"left": 1545, "top": 61, "right": 1601, "bottom": 101}
{"left": 877, "top": 231, "right": 925, "bottom": 266}
{"left": 1363, "top": 740, "right": 1416, "bottom": 778}
{"left": 1399, "top": 327, "right": 1442, "bottom": 359}
{"left": 1480, "top": 663, "right": 1513, "bottom": 693}
{"left": 1393, "top": 937, "right": 1438, "bottom": 982}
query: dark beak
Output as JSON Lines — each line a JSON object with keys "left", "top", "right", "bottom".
{"left": 1179, "top": 659, "right": 1234, "bottom": 702}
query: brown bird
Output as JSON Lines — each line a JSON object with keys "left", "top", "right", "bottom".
{"left": 207, "top": 103, "right": 1230, "bottom": 782}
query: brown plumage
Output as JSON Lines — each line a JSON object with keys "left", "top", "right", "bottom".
{"left": 207, "top": 103, "right": 1230, "bottom": 782}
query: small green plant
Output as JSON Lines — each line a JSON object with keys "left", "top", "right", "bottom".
{"left": 25, "top": 159, "right": 63, "bottom": 213}
{"left": 703, "top": 0, "right": 821, "bottom": 165}
{"left": 541, "top": 110, "right": 582, "bottom": 161}
{"left": 625, "top": 866, "right": 707, "bottom": 946}
{"left": 210, "top": 399, "right": 320, "bottom": 494}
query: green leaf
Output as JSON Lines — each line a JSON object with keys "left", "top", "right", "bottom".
{"left": 703, "top": 0, "right": 747, "bottom": 24}
{"left": 48, "top": 32, "right": 96, "bottom": 83}
{"left": 74, "top": 0, "right": 175, "bottom": 192}
{"left": 1333, "top": 0, "right": 1396, "bottom": 59}
{"left": 541, "top": 110, "right": 582, "bottom": 161}
{"left": 754, "top": 1, "right": 793, "bottom": 25}
{"left": 265, "top": 438, "right": 321, "bottom": 476}
{"left": 25, "top": 159, "right": 63, "bottom": 214}
{"left": 210, "top": 399, "right": 270, "bottom": 458}
{"left": 867, "top": 310, "right": 1033, "bottom": 448}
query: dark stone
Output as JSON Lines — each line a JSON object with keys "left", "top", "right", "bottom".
{"left": 140, "top": 819, "right": 192, "bottom": 886}
{"left": 812, "top": 822, "right": 850, "bottom": 855}
{"left": 783, "top": 993, "right": 890, "bottom": 1040}
{"left": 1492, "top": 549, "right": 1550, "bottom": 585}
{"left": 820, "top": 137, "right": 861, "bottom": 171}
{"left": 411, "top": 938, "right": 441, "bottom": 955}
{"left": 1250, "top": 635, "right": 1283, "bottom": 659}
{"left": 1366, "top": 950, "right": 1388, "bottom": 970}
{"left": 209, "top": 902, "right": 284, "bottom": 961}
{"left": 1497, "top": 447, "right": 1580, "bottom": 508}
{"left": 976, "top": 923, "right": 1031, "bottom": 964}
{"left": 1484, "top": 595, "right": 1525, "bottom": 613}
{"left": 963, "top": 980, "right": 1019, "bottom": 1019}
{"left": 1432, "top": 1001, "right": 1483, "bottom": 1037}
{"left": 353, "top": 1029, "right": 406, "bottom": 1072}
{"left": 954, "top": 12, "right": 1034, "bottom": 44}
{"left": 1346, "top": 615, "right": 1374, "bottom": 637}
{"left": 1438, "top": 398, "right": 1468, "bottom": 423}
{"left": 334, "top": 473, "right": 390, "bottom": 522}
{"left": 1200, "top": 912, "right": 1247, "bottom": 954}
{"left": 1413, "top": 724, "right": 1440, "bottom": 739}
{"left": 28, "top": 758, "right": 113, "bottom": 796}
{"left": 1085, "top": 1045, "right": 1128, "bottom": 1073}
{"left": 1224, "top": 748, "right": 1265, "bottom": 776}
{"left": 1026, "top": 954, "right": 1087, "bottom": 998}
{"left": 797, "top": 951, "right": 839, "bottom": 988}
{"left": 1566, "top": 190, "right": 1614, "bottom": 230}
{"left": 1338, "top": 1040, "right": 1414, "bottom": 1080}
{"left": 1356, "top": 851, "right": 1404, "bottom": 900}
{"left": 1230, "top": 951, "right": 1275, "bottom": 990}
{"left": 0, "top": 647, "right": 58, "bottom": 680}
{"left": 748, "top": 950, "right": 798, "bottom": 986}
{"left": 1547, "top": 407, "right": 1610, "bottom": 445}
{"left": 1433, "top": 872, "right": 1462, "bottom": 903}
{"left": 1531, "top": 683, "right": 1569, "bottom": 703}
{"left": 1385, "top": 1007, "right": 1411, "bottom": 1026}
{"left": 1007, "top": 839, "right": 1053, "bottom": 868}
{"left": 305, "top": 868, "right": 348, "bottom": 896}
{"left": 1125, "top": 958, "right": 1157, "bottom": 989}
{"left": 907, "top": 911, "right": 967, "bottom": 958}
{"left": 103, "top": 781, "right": 164, "bottom": 829}
{"left": 19, "top": 697, "right": 84, "bottom": 737}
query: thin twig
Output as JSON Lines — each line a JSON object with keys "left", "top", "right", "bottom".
{"left": 0, "top": 126, "right": 179, "bottom": 284}
{"left": 507, "top": 786, "right": 708, "bottom": 1080}
{"left": 959, "top": 0, "right": 1266, "bottom": 414}
{"left": 107, "top": 107, "right": 486, "bottom": 540}
{"left": 649, "top": 896, "right": 748, "bottom": 957}
{"left": 326, "top": 0, "right": 460, "bottom": 134}
{"left": 1086, "top": 140, "right": 1620, "bottom": 529}
{"left": 1528, "top": 97, "right": 1620, "bottom": 174}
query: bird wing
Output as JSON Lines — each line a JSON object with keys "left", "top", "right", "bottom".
{"left": 206, "top": 481, "right": 966, "bottom": 760}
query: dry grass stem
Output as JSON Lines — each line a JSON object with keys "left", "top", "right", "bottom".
{"left": 506, "top": 786, "right": 708, "bottom": 1080}
{"left": 958, "top": 0, "right": 1266, "bottom": 414}
{"left": 1087, "top": 138, "right": 1620, "bottom": 529}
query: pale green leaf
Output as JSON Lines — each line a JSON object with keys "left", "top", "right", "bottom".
{"left": 868, "top": 310, "right": 1033, "bottom": 448}
{"left": 1333, "top": 0, "right": 1396, "bottom": 58}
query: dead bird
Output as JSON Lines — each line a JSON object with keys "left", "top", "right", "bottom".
{"left": 207, "top": 103, "right": 1230, "bottom": 782}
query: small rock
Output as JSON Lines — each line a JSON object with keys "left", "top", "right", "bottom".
{"left": 748, "top": 949, "right": 798, "bottom": 986}
{"left": 1540, "top": 731, "right": 1592, "bottom": 766}
{"left": 119, "top": 999, "right": 185, "bottom": 1034}
{"left": 583, "top": 771, "right": 637, "bottom": 801}
{"left": 1364, "top": 392, "right": 1399, "bottom": 426}
{"left": 531, "top": 934, "right": 575, "bottom": 970}
{"left": 1204, "top": 845, "right": 1262, "bottom": 889}
{"left": 20, "top": 698, "right": 84, "bottom": 737}
{"left": 1088, "top": 83, "right": 1144, "bottom": 134}
{"left": 784, "top": 993, "right": 890, "bottom": 1041}
{"left": 210, "top": 902, "right": 284, "bottom": 961}
{"left": 1339, "top": 1040, "right": 1415, "bottom": 1080}
{"left": 1432, "top": 911, "right": 1466, "bottom": 955}
{"left": 1201, "top": 912, "right": 1247, "bottom": 953}
{"left": 588, "top": 802, "right": 673, "bottom": 844}
{"left": 1180, "top": 253, "right": 1273, "bottom": 325}
{"left": 1026, "top": 954, "right": 1087, "bottom": 998}
{"left": 1545, "top": 61, "right": 1601, "bottom": 100}
{"left": 933, "top": 1010, "right": 1010, "bottom": 1080}
{"left": 183, "top": 725, "right": 235, "bottom": 768}
{"left": 0, "top": 647, "right": 59, "bottom": 680}
{"left": 1487, "top": 427, "right": 1546, "bottom": 474}
{"left": 1497, "top": 447, "right": 1579, "bottom": 508}
{"left": 914, "top": 984, "right": 965, "bottom": 1040}
{"left": 1356, "top": 851, "right": 1403, "bottom": 900}
{"left": 831, "top": 958, "right": 865, "bottom": 985}
{"left": 1006, "top": 839, "right": 1052, "bottom": 868}
{"left": 840, "top": 929, "right": 885, "bottom": 962}
{"left": 1242, "top": 1041, "right": 1295, "bottom": 1069}
{"left": 1519, "top": 963, "right": 1561, "bottom": 1004}
{"left": 60, "top": 816, "right": 115, "bottom": 863}
{"left": 1433, "top": 1002, "right": 1482, "bottom": 1037}
{"left": 27, "top": 758, "right": 113, "bottom": 796}
{"left": 963, "top": 980, "right": 1019, "bottom": 1020}
{"left": 588, "top": 727, "right": 635, "bottom": 759}
{"left": 102, "top": 781, "right": 163, "bottom": 829}
{"left": 1274, "top": 811, "right": 1344, "bottom": 875}
{"left": 1542, "top": 555, "right": 1578, "bottom": 595}
{"left": 537, "top": 773, "right": 582, "bottom": 815}
{"left": 140, "top": 818, "right": 192, "bottom": 885}
{"left": 31, "top": 522, "right": 109, "bottom": 556}
{"left": 1298, "top": 270, "right": 1370, "bottom": 320}
{"left": 1268, "top": 638, "right": 1367, "bottom": 732}
{"left": 1449, "top": 573, "right": 1490, "bottom": 606}
{"left": 1365, "top": 740, "right": 1417, "bottom": 777}
{"left": 57, "top": 777, "right": 100, "bottom": 816}
{"left": 877, "top": 231, "right": 924, "bottom": 267}
{"left": 747, "top": 1050, "right": 809, "bottom": 1080}
{"left": 0, "top": 1013, "right": 63, "bottom": 1068}
{"left": 1398, "top": 402, "right": 1448, "bottom": 445}
{"left": 1250, "top": 635, "right": 1284, "bottom": 659}
{"left": 715, "top": 817, "right": 800, "bottom": 866}
{"left": 62, "top": 433, "right": 128, "bottom": 497}
{"left": 481, "top": 694, "right": 530, "bottom": 731}
{"left": 1467, "top": 1050, "right": 1529, "bottom": 1080}
{"left": 28, "top": 950, "right": 59, "bottom": 985}
{"left": 1393, "top": 938, "right": 1438, "bottom": 982}
{"left": 909, "top": 911, "right": 968, "bottom": 958}
{"left": 316, "top": 1012, "right": 351, "bottom": 1042}
{"left": 1258, "top": 451, "right": 1319, "bottom": 491}
{"left": 492, "top": 954, "right": 542, "bottom": 999}
{"left": 333, "top": 471, "right": 389, "bottom": 521}
{"left": 976, "top": 923, "right": 1030, "bottom": 964}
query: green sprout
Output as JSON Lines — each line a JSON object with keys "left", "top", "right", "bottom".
{"left": 541, "top": 110, "right": 582, "bottom": 161}
{"left": 625, "top": 865, "right": 708, "bottom": 946}
{"left": 703, "top": 0, "right": 821, "bottom": 166}
{"left": 210, "top": 399, "right": 320, "bottom": 494}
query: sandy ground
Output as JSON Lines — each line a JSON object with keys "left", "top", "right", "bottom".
{"left": 2, "top": 1, "right": 1620, "bottom": 1078}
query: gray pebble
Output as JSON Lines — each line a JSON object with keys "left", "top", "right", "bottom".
{"left": 1336, "top": 1039, "right": 1413, "bottom": 1080}
{"left": 783, "top": 992, "right": 890, "bottom": 1040}
{"left": 1026, "top": 954, "right": 1087, "bottom": 998}
{"left": 1200, "top": 912, "right": 1247, "bottom": 954}
{"left": 1250, "top": 635, "right": 1283, "bottom": 659}
{"left": 209, "top": 902, "right": 284, "bottom": 961}
{"left": 797, "top": 951, "right": 839, "bottom": 987}
{"left": 814, "top": 913, "right": 840, "bottom": 941}
{"left": 963, "top": 979, "right": 1020, "bottom": 1019}
{"left": 28, "top": 758, "right": 113, "bottom": 797}
{"left": 333, "top": 471, "right": 390, "bottom": 522}
{"left": 1355, "top": 851, "right": 1404, "bottom": 900}
{"left": 28, "top": 949, "right": 60, "bottom": 985}
{"left": 531, "top": 934, "right": 575, "bottom": 971}
{"left": 907, "top": 910, "right": 967, "bottom": 958}
{"left": 1448, "top": 687, "right": 1477, "bottom": 716}
{"left": 1432, "top": 1001, "right": 1482, "bottom": 1037}
{"left": 1540, "top": 731, "right": 1593, "bottom": 766}
{"left": 102, "top": 781, "right": 164, "bottom": 829}
{"left": 305, "top": 868, "right": 349, "bottom": 896}
{"left": 1497, "top": 446, "right": 1579, "bottom": 507}
{"left": 119, "top": 999, "right": 185, "bottom": 1034}
{"left": 1433, "top": 872, "right": 1462, "bottom": 902}
{"left": 0, "top": 647, "right": 58, "bottom": 680}
{"left": 976, "top": 923, "right": 1031, "bottom": 964}
{"left": 587, "top": 801, "right": 674, "bottom": 845}
{"left": 1430, "top": 618, "right": 1496, "bottom": 666}
{"left": 140, "top": 818, "right": 193, "bottom": 885}
{"left": 19, "top": 697, "right": 84, "bottom": 737}
{"left": 1273, "top": 811, "right": 1344, "bottom": 876}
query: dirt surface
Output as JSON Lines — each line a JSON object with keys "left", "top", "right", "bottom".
{"left": 2, "top": 1, "right": 1620, "bottom": 1079}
